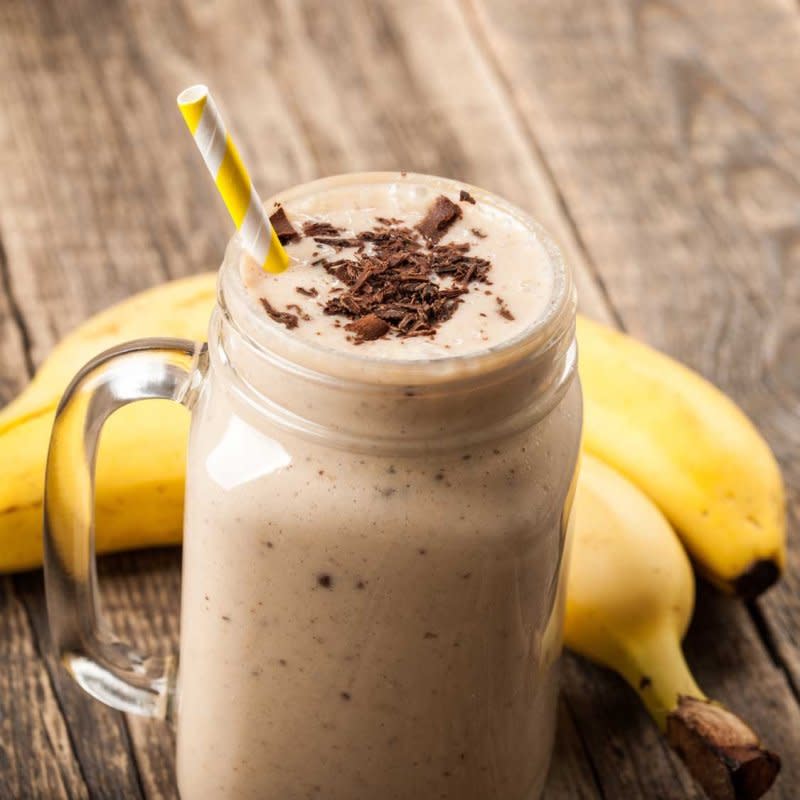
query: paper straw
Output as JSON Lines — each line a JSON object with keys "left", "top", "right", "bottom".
{"left": 177, "top": 85, "right": 289, "bottom": 274}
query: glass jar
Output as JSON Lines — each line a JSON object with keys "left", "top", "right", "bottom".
{"left": 44, "top": 174, "right": 581, "bottom": 800}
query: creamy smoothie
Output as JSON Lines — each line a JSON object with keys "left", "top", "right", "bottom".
{"left": 176, "top": 174, "right": 581, "bottom": 800}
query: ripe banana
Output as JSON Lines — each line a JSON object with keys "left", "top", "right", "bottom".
{"left": 0, "top": 274, "right": 216, "bottom": 570}
{"left": 0, "top": 276, "right": 786, "bottom": 597}
{"left": 578, "top": 316, "right": 786, "bottom": 597}
{"left": 567, "top": 454, "right": 780, "bottom": 800}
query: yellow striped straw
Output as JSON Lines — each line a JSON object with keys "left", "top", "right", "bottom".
{"left": 177, "top": 84, "right": 289, "bottom": 274}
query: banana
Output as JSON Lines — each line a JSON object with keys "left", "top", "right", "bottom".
{"left": 567, "top": 454, "right": 780, "bottom": 800}
{"left": 0, "top": 273, "right": 216, "bottom": 570}
{"left": 578, "top": 316, "right": 786, "bottom": 597}
{"left": 0, "top": 274, "right": 785, "bottom": 595}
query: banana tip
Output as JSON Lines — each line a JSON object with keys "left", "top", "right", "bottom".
{"left": 733, "top": 559, "right": 781, "bottom": 599}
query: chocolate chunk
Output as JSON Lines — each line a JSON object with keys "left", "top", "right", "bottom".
{"left": 269, "top": 207, "right": 300, "bottom": 244}
{"left": 317, "top": 573, "right": 333, "bottom": 589}
{"left": 345, "top": 314, "right": 391, "bottom": 342}
{"left": 459, "top": 190, "right": 476, "bottom": 204}
{"left": 260, "top": 298, "right": 299, "bottom": 329}
{"left": 416, "top": 195, "right": 463, "bottom": 244}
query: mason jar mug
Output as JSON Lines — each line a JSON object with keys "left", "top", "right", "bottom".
{"left": 44, "top": 174, "right": 582, "bottom": 800}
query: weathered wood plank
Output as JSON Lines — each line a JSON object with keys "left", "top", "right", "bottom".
{"left": 0, "top": 35, "right": 88, "bottom": 788}
{"left": 468, "top": 0, "right": 800, "bottom": 794}
{"left": 0, "top": 0, "right": 621, "bottom": 795}
{"left": 14, "top": 573, "right": 145, "bottom": 799}
{"left": 10, "top": 0, "right": 791, "bottom": 797}
{"left": 0, "top": 577, "right": 88, "bottom": 800}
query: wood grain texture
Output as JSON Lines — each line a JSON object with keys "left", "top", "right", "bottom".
{"left": 0, "top": 0, "right": 798, "bottom": 797}
{"left": 470, "top": 0, "right": 800, "bottom": 795}
{"left": 0, "top": 577, "right": 88, "bottom": 800}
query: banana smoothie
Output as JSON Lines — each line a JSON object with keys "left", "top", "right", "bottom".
{"left": 176, "top": 173, "right": 581, "bottom": 800}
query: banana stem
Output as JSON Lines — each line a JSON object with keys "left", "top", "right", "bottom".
{"left": 619, "top": 626, "right": 703, "bottom": 729}
{"left": 620, "top": 628, "right": 780, "bottom": 800}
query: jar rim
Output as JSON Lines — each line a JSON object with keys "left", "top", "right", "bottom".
{"left": 218, "top": 171, "right": 576, "bottom": 388}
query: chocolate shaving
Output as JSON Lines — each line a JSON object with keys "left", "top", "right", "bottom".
{"left": 296, "top": 286, "right": 318, "bottom": 298}
{"left": 303, "top": 220, "right": 342, "bottom": 237}
{"left": 496, "top": 296, "right": 515, "bottom": 320}
{"left": 415, "top": 195, "right": 462, "bottom": 244}
{"left": 314, "top": 204, "right": 491, "bottom": 339}
{"left": 345, "top": 314, "right": 391, "bottom": 342}
{"left": 471, "top": 227, "right": 487, "bottom": 238}
{"left": 459, "top": 190, "right": 476, "bottom": 204}
{"left": 269, "top": 207, "right": 300, "bottom": 244}
{"left": 260, "top": 298, "right": 299, "bottom": 329}
{"left": 286, "top": 303, "right": 311, "bottom": 321}
{"left": 313, "top": 236, "right": 362, "bottom": 250}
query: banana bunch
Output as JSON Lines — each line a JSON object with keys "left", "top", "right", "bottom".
{"left": 0, "top": 275, "right": 787, "bottom": 798}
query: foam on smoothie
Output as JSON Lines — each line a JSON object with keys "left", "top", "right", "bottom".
{"left": 240, "top": 174, "right": 557, "bottom": 360}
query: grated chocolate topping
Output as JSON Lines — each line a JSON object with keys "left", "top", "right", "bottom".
{"left": 259, "top": 194, "right": 504, "bottom": 343}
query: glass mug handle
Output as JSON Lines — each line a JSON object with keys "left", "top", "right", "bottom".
{"left": 43, "top": 338, "right": 207, "bottom": 720}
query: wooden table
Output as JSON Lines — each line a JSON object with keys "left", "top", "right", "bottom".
{"left": 1, "top": 1, "right": 798, "bottom": 797}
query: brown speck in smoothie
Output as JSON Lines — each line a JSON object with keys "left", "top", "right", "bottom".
{"left": 418, "top": 548, "right": 427, "bottom": 555}
{"left": 317, "top": 573, "right": 334, "bottom": 589}
{"left": 462, "top": 454, "right": 472, "bottom": 460}
{"left": 387, "top": 464, "right": 396, "bottom": 474}
{"left": 434, "top": 471, "right": 445, "bottom": 481}
{"left": 355, "top": 580, "right": 367, "bottom": 590}
{"left": 221, "top": 615, "right": 231, "bottom": 622}
{"left": 459, "top": 189, "right": 476, "bottom": 204}
{"left": 340, "top": 692, "right": 351, "bottom": 701}
{"left": 318, "top": 469, "right": 325, "bottom": 476}
{"left": 461, "top": 573, "right": 472, "bottom": 580}
{"left": 378, "top": 486, "right": 397, "bottom": 498}
{"left": 424, "top": 632, "right": 438, "bottom": 639}
{"left": 278, "top": 658, "right": 287, "bottom": 666}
